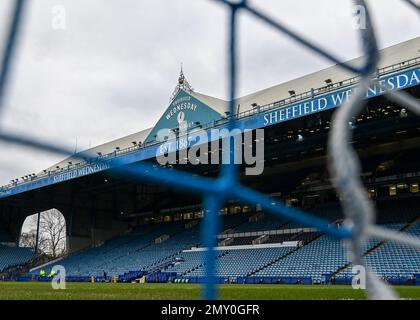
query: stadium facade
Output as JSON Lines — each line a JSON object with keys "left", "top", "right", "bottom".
{"left": 0, "top": 37, "right": 420, "bottom": 285}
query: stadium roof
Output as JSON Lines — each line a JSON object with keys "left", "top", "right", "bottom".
{"left": 236, "top": 36, "right": 420, "bottom": 111}
{"left": 45, "top": 36, "right": 420, "bottom": 172}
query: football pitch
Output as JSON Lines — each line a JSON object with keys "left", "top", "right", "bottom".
{"left": 0, "top": 282, "right": 419, "bottom": 300}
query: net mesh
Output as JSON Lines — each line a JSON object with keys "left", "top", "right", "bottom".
{"left": 1, "top": 0, "right": 420, "bottom": 300}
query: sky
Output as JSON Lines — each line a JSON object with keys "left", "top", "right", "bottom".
{"left": 0, "top": 0, "right": 418, "bottom": 185}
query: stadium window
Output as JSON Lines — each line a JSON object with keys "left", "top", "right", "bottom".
{"left": 154, "top": 216, "right": 163, "bottom": 224}
{"left": 389, "top": 185, "right": 397, "bottom": 196}
{"left": 397, "top": 183, "right": 409, "bottom": 194}
{"left": 183, "top": 213, "right": 193, "bottom": 220}
{"left": 285, "top": 198, "right": 299, "bottom": 207}
{"left": 242, "top": 206, "right": 251, "bottom": 213}
{"left": 368, "top": 188, "right": 376, "bottom": 199}
{"left": 173, "top": 213, "right": 182, "bottom": 221}
{"left": 410, "top": 183, "right": 419, "bottom": 193}
{"left": 194, "top": 211, "right": 203, "bottom": 219}
{"left": 229, "top": 206, "right": 241, "bottom": 214}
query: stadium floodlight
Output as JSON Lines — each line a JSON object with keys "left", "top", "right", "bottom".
{"left": 251, "top": 103, "right": 261, "bottom": 113}
{"left": 288, "top": 90, "right": 296, "bottom": 96}
{"left": 325, "top": 79, "right": 333, "bottom": 86}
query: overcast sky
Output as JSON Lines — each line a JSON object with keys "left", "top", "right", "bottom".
{"left": 0, "top": 0, "right": 418, "bottom": 185}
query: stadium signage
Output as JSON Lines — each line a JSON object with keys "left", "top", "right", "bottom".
{"left": 144, "top": 89, "right": 221, "bottom": 144}
{"left": 52, "top": 162, "right": 110, "bottom": 183}
{"left": 262, "top": 67, "right": 420, "bottom": 126}
{"left": 165, "top": 96, "right": 198, "bottom": 121}
{"left": 1, "top": 67, "right": 419, "bottom": 198}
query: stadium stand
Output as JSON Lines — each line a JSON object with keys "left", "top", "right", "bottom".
{"left": 185, "top": 247, "right": 296, "bottom": 278}
{"left": 0, "top": 245, "right": 34, "bottom": 273}
{"left": 29, "top": 221, "right": 199, "bottom": 278}
{"left": 251, "top": 224, "right": 404, "bottom": 283}
{"left": 230, "top": 216, "right": 289, "bottom": 233}
{"left": 1, "top": 36, "right": 419, "bottom": 290}
{"left": 336, "top": 221, "right": 420, "bottom": 283}
{"left": 20, "top": 198, "right": 420, "bottom": 286}
{"left": 252, "top": 235, "right": 345, "bottom": 283}
{"left": 365, "top": 222, "right": 420, "bottom": 280}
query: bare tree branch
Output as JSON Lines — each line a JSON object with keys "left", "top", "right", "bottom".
{"left": 32, "top": 209, "right": 67, "bottom": 258}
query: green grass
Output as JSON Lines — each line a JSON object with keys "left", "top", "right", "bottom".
{"left": 0, "top": 282, "right": 420, "bottom": 300}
